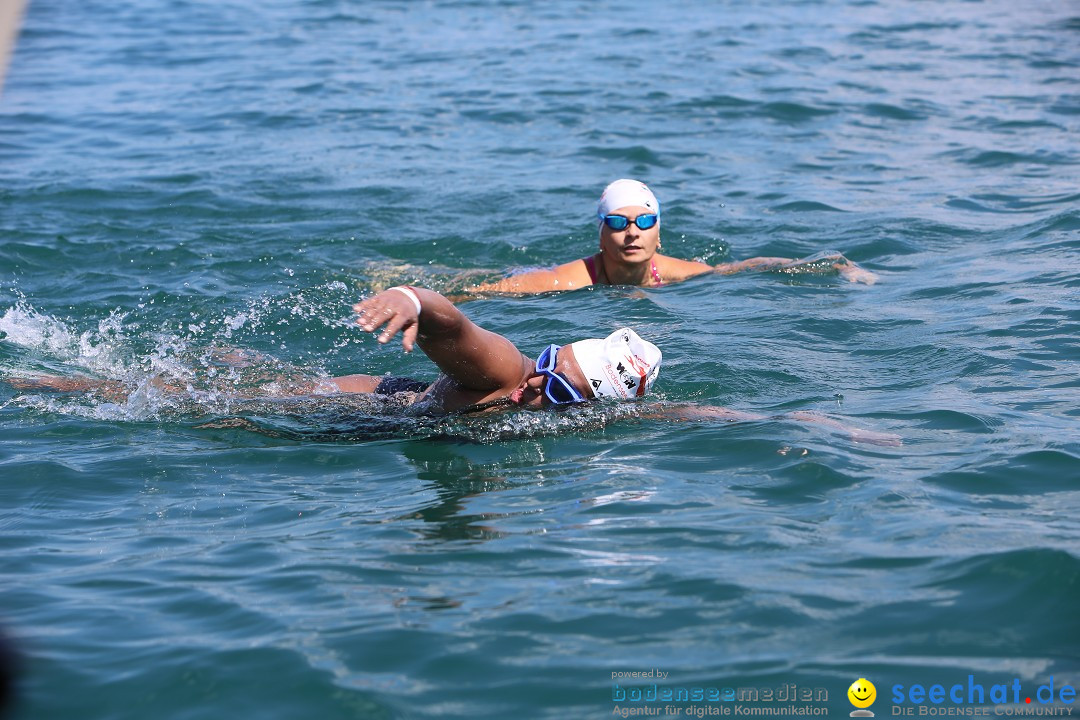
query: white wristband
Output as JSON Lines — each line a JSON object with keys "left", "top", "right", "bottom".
{"left": 388, "top": 286, "right": 422, "bottom": 315}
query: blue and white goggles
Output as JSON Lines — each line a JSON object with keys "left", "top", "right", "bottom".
{"left": 536, "top": 344, "right": 587, "bottom": 405}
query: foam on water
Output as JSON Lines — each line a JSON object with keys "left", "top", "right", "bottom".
{"left": 0, "top": 290, "right": 343, "bottom": 422}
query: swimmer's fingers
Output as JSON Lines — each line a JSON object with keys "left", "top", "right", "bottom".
{"left": 374, "top": 312, "right": 417, "bottom": 349}
{"left": 354, "top": 291, "right": 422, "bottom": 351}
{"left": 354, "top": 291, "right": 412, "bottom": 334}
{"left": 354, "top": 302, "right": 390, "bottom": 333}
{"left": 401, "top": 321, "right": 419, "bottom": 353}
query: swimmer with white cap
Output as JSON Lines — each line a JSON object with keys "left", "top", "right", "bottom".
{"left": 467, "top": 179, "right": 877, "bottom": 295}
{"left": 332, "top": 285, "right": 662, "bottom": 414}
{"left": 5, "top": 286, "right": 899, "bottom": 443}
{"left": 7, "top": 285, "right": 661, "bottom": 415}
{"left": 347, "top": 289, "right": 895, "bottom": 445}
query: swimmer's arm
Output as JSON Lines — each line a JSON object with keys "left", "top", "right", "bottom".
{"left": 782, "top": 410, "right": 900, "bottom": 445}
{"left": 653, "top": 255, "right": 714, "bottom": 283}
{"left": 648, "top": 405, "right": 901, "bottom": 446}
{"left": 465, "top": 259, "right": 594, "bottom": 296}
{"left": 466, "top": 269, "right": 561, "bottom": 295}
{"left": 645, "top": 405, "right": 765, "bottom": 423}
{"left": 714, "top": 257, "right": 794, "bottom": 274}
{"left": 354, "top": 287, "right": 525, "bottom": 393}
{"left": 715, "top": 253, "right": 878, "bottom": 285}
{"left": 778, "top": 253, "right": 878, "bottom": 285}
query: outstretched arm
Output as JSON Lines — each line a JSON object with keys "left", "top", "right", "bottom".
{"left": 649, "top": 404, "right": 901, "bottom": 446}
{"left": 467, "top": 269, "right": 561, "bottom": 295}
{"left": 354, "top": 287, "right": 527, "bottom": 394}
{"left": 714, "top": 257, "right": 795, "bottom": 274}
{"left": 715, "top": 253, "right": 878, "bottom": 285}
{"left": 462, "top": 259, "right": 594, "bottom": 297}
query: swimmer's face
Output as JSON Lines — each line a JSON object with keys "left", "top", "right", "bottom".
{"left": 599, "top": 204, "right": 661, "bottom": 265}
{"left": 516, "top": 344, "right": 593, "bottom": 410}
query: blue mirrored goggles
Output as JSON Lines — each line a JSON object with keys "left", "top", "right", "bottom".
{"left": 601, "top": 213, "right": 659, "bottom": 231}
{"left": 536, "top": 344, "right": 587, "bottom": 405}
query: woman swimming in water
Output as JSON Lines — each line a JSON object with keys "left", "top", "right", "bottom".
{"left": 4, "top": 287, "right": 899, "bottom": 444}
{"left": 466, "top": 179, "right": 877, "bottom": 295}
{"left": 6, "top": 286, "right": 662, "bottom": 416}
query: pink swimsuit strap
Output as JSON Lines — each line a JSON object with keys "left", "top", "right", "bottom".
{"left": 650, "top": 258, "right": 663, "bottom": 286}
{"left": 583, "top": 254, "right": 663, "bottom": 286}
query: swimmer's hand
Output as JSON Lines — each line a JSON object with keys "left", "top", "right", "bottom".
{"left": 648, "top": 405, "right": 901, "bottom": 447}
{"left": 779, "top": 253, "right": 879, "bottom": 285}
{"left": 836, "top": 263, "right": 878, "bottom": 285}
{"left": 786, "top": 411, "right": 901, "bottom": 446}
{"left": 353, "top": 288, "right": 421, "bottom": 352}
{"left": 724, "top": 253, "right": 878, "bottom": 285}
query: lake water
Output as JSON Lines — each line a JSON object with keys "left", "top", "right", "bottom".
{"left": 1, "top": 1, "right": 1078, "bottom": 718}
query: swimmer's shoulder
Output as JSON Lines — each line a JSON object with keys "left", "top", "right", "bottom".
{"left": 654, "top": 253, "right": 713, "bottom": 283}
{"left": 549, "top": 257, "right": 594, "bottom": 290}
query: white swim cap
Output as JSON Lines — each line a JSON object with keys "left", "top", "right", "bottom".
{"left": 569, "top": 327, "right": 662, "bottom": 400}
{"left": 597, "top": 179, "right": 660, "bottom": 221}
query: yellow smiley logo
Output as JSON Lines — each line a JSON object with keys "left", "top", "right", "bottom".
{"left": 848, "top": 678, "right": 877, "bottom": 709}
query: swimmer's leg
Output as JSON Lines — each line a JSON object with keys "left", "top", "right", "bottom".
{"left": 325, "top": 375, "right": 430, "bottom": 395}
{"left": 4, "top": 375, "right": 131, "bottom": 402}
{"left": 325, "top": 374, "right": 384, "bottom": 393}
{"left": 6, "top": 375, "right": 103, "bottom": 392}
{"left": 4, "top": 371, "right": 425, "bottom": 401}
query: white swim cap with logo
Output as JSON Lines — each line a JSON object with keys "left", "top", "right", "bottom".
{"left": 596, "top": 179, "right": 660, "bottom": 224}
{"left": 569, "top": 327, "right": 662, "bottom": 400}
